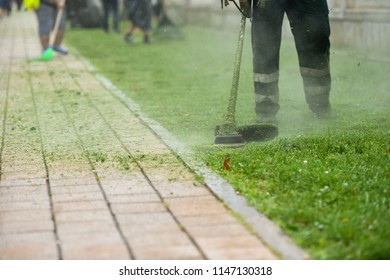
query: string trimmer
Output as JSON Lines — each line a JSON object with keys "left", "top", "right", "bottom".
{"left": 214, "top": 0, "right": 278, "bottom": 147}
{"left": 214, "top": 13, "right": 247, "bottom": 147}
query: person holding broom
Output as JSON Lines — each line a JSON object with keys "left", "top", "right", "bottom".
{"left": 35, "top": 0, "right": 68, "bottom": 56}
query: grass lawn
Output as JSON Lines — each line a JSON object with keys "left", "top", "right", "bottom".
{"left": 65, "top": 20, "right": 390, "bottom": 259}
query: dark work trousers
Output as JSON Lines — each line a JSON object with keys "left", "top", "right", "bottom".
{"left": 102, "top": 0, "right": 119, "bottom": 32}
{"left": 252, "top": 0, "right": 331, "bottom": 120}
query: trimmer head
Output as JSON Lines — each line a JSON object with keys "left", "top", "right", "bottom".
{"left": 214, "top": 123, "right": 278, "bottom": 147}
{"left": 214, "top": 134, "right": 246, "bottom": 147}
{"left": 236, "top": 123, "right": 278, "bottom": 142}
{"left": 214, "top": 123, "right": 246, "bottom": 147}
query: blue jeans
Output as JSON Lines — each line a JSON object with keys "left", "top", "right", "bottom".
{"left": 102, "top": 0, "right": 119, "bottom": 32}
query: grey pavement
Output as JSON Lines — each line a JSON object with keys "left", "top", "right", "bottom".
{"left": 0, "top": 12, "right": 304, "bottom": 260}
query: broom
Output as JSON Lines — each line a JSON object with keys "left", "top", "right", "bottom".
{"left": 38, "top": 0, "right": 66, "bottom": 61}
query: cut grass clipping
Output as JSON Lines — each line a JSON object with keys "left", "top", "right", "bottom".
{"left": 66, "top": 22, "right": 390, "bottom": 259}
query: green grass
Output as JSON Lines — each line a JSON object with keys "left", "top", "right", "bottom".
{"left": 65, "top": 21, "right": 390, "bottom": 259}
{"left": 202, "top": 130, "right": 390, "bottom": 259}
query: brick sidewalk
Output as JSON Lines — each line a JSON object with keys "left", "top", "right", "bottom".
{"left": 0, "top": 12, "right": 281, "bottom": 260}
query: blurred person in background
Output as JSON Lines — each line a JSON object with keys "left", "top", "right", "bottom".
{"left": 0, "top": 0, "right": 23, "bottom": 17}
{"left": 14, "top": 0, "right": 22, "bottom": 11}
{"left": 124, "top": 0, "right": 152, "bottom": 44}
{"left": 0, "top": 0, "right": 11, "bottom": 17}
{"left": 101, "top": 0, "right": 119, "bottom": 33}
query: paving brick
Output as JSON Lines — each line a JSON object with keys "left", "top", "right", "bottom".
{"left": 0, "top": 232, "right": 58, "bottom": 260}
{"left": 120, "top": 222, "right": 181, "bottom": 235}
{"left": 154, "top": 180, "right": 211, "bottom": 198}
{"left": 117, "top": 211, "right": 204, "bottom": 259}
{"left": 165, "top": 196, "right": 228, "bottom": 217}
{"left": 102, "top": 182, "right": 152, "bottom": 195}
{"left": 50, "top": 184, "right": 100, "bottom": 194}
{"left": 133, "top": 245, "right": 203, "bottom": 260}
{"left": 56, "top": 220, "right": 117, "bottom": 237}
{"left": 0, "top": 178, "right": 47, "bottom": 188}
{"left": 100, "top": 177, "right": 153, "bottom": 195}
{"left": 49, "top": 177, "right": 97, "bottom": 187}
{"left": 202, "top": 246, "right": 276, "bottom": 260}
{"left": 0, "top": 164, "right": 45, "bottom": 174}
{"left": 115, "top": 212, "right": 176, "bottom": 227}
{"left": 0, "top": 242, "right": 59, "bottom": 260}
{"left": 177, "top": 213, "right": 239, "bottom": 227}
{"left": 96, "top": 169, "right": 143, "bottom": 182}
{"left": 123, "top": 226, "right": 202, "bottom": 260}
{"left": 196, "top": 236, "right": 276, "bottom": 260}
{"left": 0, "top": 220, "right": 54, "bottom": 234}
{"left": 0, "top": 171, "right": 47, "bottom": 180}
{"left": 0, "top": 200, "right": 50, "bottom": 211}
{"left": 0, "top": 232, "right": 55, "bottom": 245}
{"left": 122, "top": 141, "right": 170, "bottom": 155}
{"left": 184, "top": 223, "right": 254, "bottom": 238}
{"left": 0, "top": 190, "right": 49, "bottom": 203}
{"left": 143, "top": 166, "right": 197, "bottom": 183}
{"left": 0, "top": 160, "right": 45, "bottom": 172}
{"left": 51, "top": 191, "right": 105, "bottom": 203}
{"left": 0, "top": 209, "right": 52, "bottom": 222}
{"left": 0, "top": 185, "right": 47, "bottom": 195}
{"left": 124, "top": 229, "right": 193, "bottom": 248}
{"left": 53, "top": 200, "right": 109, "bottom": 213}
{"left": 111, "top": 202, "right": 166, "bottom": 214}
{"left": 134, "top": 154, "right": 183, "bottom": 168}
{"left": 55, "top": 209, "right": 113, "bottom": 223}
{"left": 107, "top": 193, "right": 161, "bottom": 204}
{"left": 60, "top": 232, "right": 130, "bottom": 260}
{"left": 62, "top": 242, "right": 130, "bottom": 260}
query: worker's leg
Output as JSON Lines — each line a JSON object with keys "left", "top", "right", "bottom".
{"left": 252, "top": 0, "right": 286, "bottom": 124}
{"left": 287, "top": 0, "right": 332, "bottom": 117}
